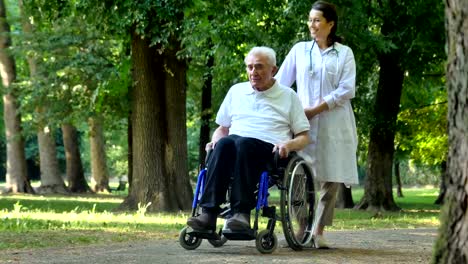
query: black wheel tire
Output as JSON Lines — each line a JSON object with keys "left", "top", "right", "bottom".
{"left": 255, "top": 230, "right": 278, "bottom": 254}
{"left": 208, "top": 235, "right": 228, "bottom": 247}
{"left": 179, "top": 227, "right": 202, "bottom": 250}
{"left": 280, "top": 155, "right": 315, "bottom": 251}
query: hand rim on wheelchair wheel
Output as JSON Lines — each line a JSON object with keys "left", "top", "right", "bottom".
{"left": 280, "top": 155, "right": 315, "bottom": 250}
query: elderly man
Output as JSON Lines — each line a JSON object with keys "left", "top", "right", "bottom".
{"left": 187, "top": 46, "right": 310, "bottom": 232}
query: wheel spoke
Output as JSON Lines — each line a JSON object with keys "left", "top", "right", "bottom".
{"left": 280, "top": 157, "right": 315, "bottom": 249}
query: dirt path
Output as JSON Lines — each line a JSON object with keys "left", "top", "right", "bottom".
{"left": 1, "top": 228, "right": 437, "bottom": 264}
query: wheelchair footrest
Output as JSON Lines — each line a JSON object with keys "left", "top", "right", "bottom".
{"left": 222, "top": 228, "right": 256, "bottom": 240}
{"left": 187, "top": 228, "right": 221, "bottom": 240}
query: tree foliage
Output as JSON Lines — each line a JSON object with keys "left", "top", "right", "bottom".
{"left": 13, "top": 0, "right": 130, "bottom": 179}
{"left": 182, "top": 0, "right": 312, "bottom": 171}
{"left": 397, "top": 71, "right": 447, "bottom": 166}
{"left": 0, "top": 0, "right": 450, "bottom": 210}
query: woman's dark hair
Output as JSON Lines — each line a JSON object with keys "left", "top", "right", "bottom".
{"left": 312, "top": 1, "right": 343, "bottom": 45}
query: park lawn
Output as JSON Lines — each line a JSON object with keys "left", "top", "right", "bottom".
{"left": 0, "top": 187, "right": 441, "bottom": 250}
{"left": 336, "top": 187, "right": 441, "bottom": 230}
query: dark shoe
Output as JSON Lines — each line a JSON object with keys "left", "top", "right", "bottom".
{"left": 187, "top": 212, "right": 217, "bottom": 231}
{"left": 224, "top": 213, "right": 250, "bottom": 231}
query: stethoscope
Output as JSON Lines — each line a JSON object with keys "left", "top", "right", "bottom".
{"left": 308, "top": 40, "right": 339, "bottom": 77}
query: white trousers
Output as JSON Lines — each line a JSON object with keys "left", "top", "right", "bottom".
{"left": 314, "top": 182, "right": 340, "bottom": 228}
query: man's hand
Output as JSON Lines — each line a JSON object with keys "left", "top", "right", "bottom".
{"left": 206, "top": 126, "right": 229, "bottom": 152}
{"left": 273, "top": 143, "right": 290, "bottom": 158}
{"left": 273, "top": 131, "right": 310, "bottom": 158}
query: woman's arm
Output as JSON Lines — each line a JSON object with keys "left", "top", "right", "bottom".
{"left": 322, "top": 47, "right": 356, "bottom": 109}
{"left": 304, "top": 101, "right": 329, "bottom": 119}
{"left": 275, "top": 44, "right": 299, "bottom": 87}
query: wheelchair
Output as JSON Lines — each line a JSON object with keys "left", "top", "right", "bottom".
{"left": 179, "top": 151, "right": 316, "bottom": 254}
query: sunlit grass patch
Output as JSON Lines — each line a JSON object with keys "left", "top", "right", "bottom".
{"left": 0, "top": 206, "right": 190, "bottom": 249}
{"left": 0, "top": 193, "right": 123, "bottom": 213}
{"left": 332, "top": 208, "right": 440, "bottom": 231}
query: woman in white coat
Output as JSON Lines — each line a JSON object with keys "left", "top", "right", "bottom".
{"left": 276, "top": 0, "right": 358, "bottom": 249}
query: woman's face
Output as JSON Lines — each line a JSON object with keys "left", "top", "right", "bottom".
{"left": 307, "top": 9, "right": 334, "bottom": 41}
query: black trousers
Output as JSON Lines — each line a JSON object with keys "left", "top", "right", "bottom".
{"left": 200, "top": 135, "right": 274, "bottom": 214}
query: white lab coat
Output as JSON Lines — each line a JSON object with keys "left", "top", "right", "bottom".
{"left": 276, "top": 41, "right": 359, "bottom": 185}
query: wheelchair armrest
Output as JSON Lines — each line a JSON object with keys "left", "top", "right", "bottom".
{"left": 270, "top": 150, "right": 297, "bottom": 175}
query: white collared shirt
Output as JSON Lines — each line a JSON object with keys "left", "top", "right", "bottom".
{"left": 216, "top": 81, "right": 310, "bottom": 145}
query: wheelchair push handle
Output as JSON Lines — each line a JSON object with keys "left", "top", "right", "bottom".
{"left": 205, "top": 149, "right": 212, "bottom": 166}
{"left": 274, "top": 150, "right": 281, "bottom": 170}
{"left": 273, "top": 149, "right": 298, "bottom": 170}
{"left": 201, "top": 139, "right": 216, "bottom": 168}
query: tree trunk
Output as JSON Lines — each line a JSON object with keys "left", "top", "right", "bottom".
{"left": 127, "top": 113, "right": 133, "bottom": 194}
{"left": 395, "top": 161, "right": 403, "bottom": 197}
{"left": 18, "top": 0, "right": 66, "bottom": 194}
{"left": 0, "top": 0, "right": 33, "bottom": 194}
{"left": 62, "top": 124, "right": 90, "bottom": 193}
{"left": 335, "top": 184, "right": 355, "bottom": 209}
{"left": 119, "top": 31, "right": 192, "bottom": 212}
{"left": 198, "top": 54, "right": 214, "bottom": 168}
{"left": 434, "top": 160, "right": 446, "bottom": 205}
{"left": 36, "top": 122, "right": 68, "bottom": 194}
{"left": 355, "top": 51, "right": 402, "bottom": 212}
{"left": 88, "top": 116, "right": 111, "bottom": 193}
{"left": 164, "top": 38, "right": 193, "bottom": 210}
{"left": 433, "top": 1, "right": 468, "bottom": 262}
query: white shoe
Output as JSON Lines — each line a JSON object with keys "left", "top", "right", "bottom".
{"left": 313, "top": 235, "right": 330, "bottom": 249}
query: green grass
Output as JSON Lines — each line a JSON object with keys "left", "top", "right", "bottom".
{"left": 0, "top": 187, "right": 441, "bottom": 251}
{"left": 336, "top": 187, "right": 441, "bottom": 230}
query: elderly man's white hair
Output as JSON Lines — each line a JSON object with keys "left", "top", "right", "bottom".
{"left": 244, "top": 46, "right": 277, "bottom": 67}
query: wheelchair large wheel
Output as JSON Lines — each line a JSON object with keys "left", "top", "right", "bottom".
{"left": 255, "top": 230, "right": 278, "bottom": 254}
{"left": 179, "top": 227, "right": 202, "bottom": 250}
{"left": 280, "top": 155, "right": 315, "bottom": 250}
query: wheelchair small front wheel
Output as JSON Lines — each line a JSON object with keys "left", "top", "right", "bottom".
{"left": 208, "top": 234, "right": 228, "bottom": 247}
{"left": 255, "top": 230, "right": 278, "bottom": 254}
{"left": 179, "top": 227, "right": 202, "bottom": 250}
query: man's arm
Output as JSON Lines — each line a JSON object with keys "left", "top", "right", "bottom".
{"left": 273, "top": 131, "right": 310, "bottom": 158}
{"left": 205, "top": 125, "right": 230, "bottom": 151}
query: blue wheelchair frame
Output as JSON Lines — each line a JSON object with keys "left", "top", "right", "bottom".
{"left": 191, "top": 168, "right": 276, "bottom": 238}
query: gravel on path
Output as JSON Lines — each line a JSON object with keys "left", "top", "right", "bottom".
{"left": 1, "top": 228, "right": 437, "bottom": 264}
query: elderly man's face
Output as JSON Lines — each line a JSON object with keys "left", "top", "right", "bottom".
{"left": 245, "top": 54, "right": 277, "bottom": 91}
